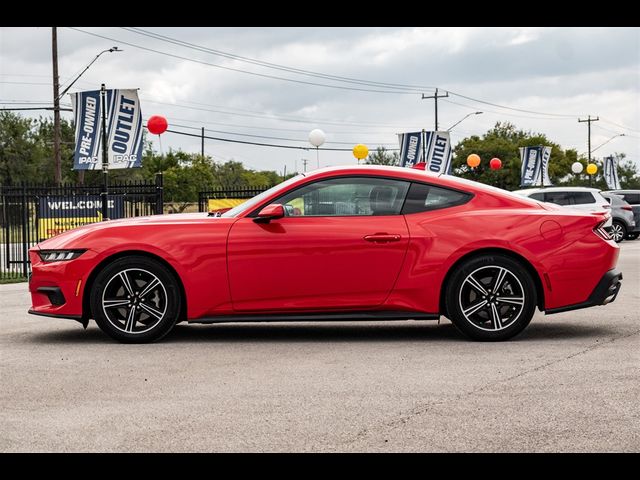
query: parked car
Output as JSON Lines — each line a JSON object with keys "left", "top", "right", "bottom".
{"left": 511, "top": 187, "right": 613, "bottom": 227}
{"left": 28, "top": 166, "right": 621, "bottom": 343}
{"left": 603, "top": 190, "right": 640, "bottom": 240}
{"left": 600, "top": 192, "right": 638, "bottom": 242}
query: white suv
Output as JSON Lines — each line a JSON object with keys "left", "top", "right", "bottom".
{"left": 512, "top": 187, "right": 613, "bottom": 227}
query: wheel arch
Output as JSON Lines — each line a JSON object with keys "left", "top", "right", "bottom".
{"left": 439, "top": 247, "right": 545, "bottom": 316}
{"left": 82, "top": 250, "right": 187, "bottom": 323}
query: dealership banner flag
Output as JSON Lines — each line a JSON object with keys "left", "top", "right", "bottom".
{"left": 540, "top": 146, "right": 553, "bottom": 186}
{"left": 520, "top": 146, "right": 553, "bottom": 187}
{"left": 603, "top": 155, "right": 621, "bottom": 190}
{"left": 424, "top": 131, "right": 453, "bottom": 174}
{"left": 71, "top": 89, "right": 144, "bottom": 170}
{"left": 398, "top": 131, "right": 423, "bottom": 168}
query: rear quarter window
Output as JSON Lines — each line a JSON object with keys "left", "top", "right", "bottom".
{"left": 402, "top": 183, "right": 472, "bottom": 214}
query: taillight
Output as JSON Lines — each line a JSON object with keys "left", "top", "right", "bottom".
{"left": 622, "top": 206, "right": 633, "bottom": 211}
{"left": 594, "top": 221, "right": 612, "bottom": 240}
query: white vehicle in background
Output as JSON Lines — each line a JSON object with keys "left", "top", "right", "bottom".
{"left": 511, "top": 187, "right": 613, "bottom": 228}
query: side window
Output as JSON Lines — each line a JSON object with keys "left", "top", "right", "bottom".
{"left": 529, "top": 192, "right": 545, "bottom": 201}
{"left": 621, "top": 193, "right": 640, "bottom": 205}
{"left": 402, "top": 183, "right": 471, "bottom": 214}
{"left": 569, "top": 192, "right": 596, "bottom": 204}
{"left": 270, "top": 177, "right": 410, "bottom": 217}
{"left": 544, "top": 192, "right": 571, "bottom": 206}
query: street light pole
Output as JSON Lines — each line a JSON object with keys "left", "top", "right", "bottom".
{"left": 51, "top": 41, "right": 122, "bottom": 185}
{"left": 52, "top": 27, "right": 61, "bottom": 185}
{"left": 446, "top": 111, "right": 483, "bottom": 131}
{"left": 591, "top": 133, "right": 625, "bottom": 154}
{"left": 57, "top": 47, "right": 122, "bottom": 101}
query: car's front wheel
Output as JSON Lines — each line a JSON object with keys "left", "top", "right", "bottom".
{"left": 610, "top": 221, "right": 626, "bottom": 243}
{"left": 445, "top": 254, "right": 537, "bottom": 341}
{"left": 90, "top": 255, "right": 182, "bottom": 343}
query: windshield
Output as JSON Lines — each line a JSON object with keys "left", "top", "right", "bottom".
{"left": 221, "top": 174, "right": 305, "bottom": 218}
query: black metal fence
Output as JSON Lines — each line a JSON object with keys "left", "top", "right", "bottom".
{"left": 198, "top": 185, "right": 272, "bottom": 212}
{"left": 0, "top": 175, "right": 163, "bottom": 280}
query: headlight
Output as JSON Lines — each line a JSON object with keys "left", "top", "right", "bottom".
{"left": 38, "top": 249, "right": 87, "bottom": 262}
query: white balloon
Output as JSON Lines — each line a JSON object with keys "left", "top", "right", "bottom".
{"left": 571, "top": 161, "right": 584, "bottom": 174}
{"left": 308, "top": 129, "right": 326, "bottom": 147}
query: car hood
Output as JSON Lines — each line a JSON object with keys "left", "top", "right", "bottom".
{"left": 35, "top": 212, "right": 229, "bottom": 250}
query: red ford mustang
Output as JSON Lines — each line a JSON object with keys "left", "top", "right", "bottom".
{"left": 28, "top": 165, "right": 622, "bottom": 343}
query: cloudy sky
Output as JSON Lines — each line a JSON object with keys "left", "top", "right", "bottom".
{"left": 1, "top": 27, "right": 638, "bottom": 174}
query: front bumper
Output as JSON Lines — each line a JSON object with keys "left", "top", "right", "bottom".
{"left": 27, "top": 247, "right": 98, "bottom": 321}
{"left": 546, "top": 269, "right": 622, "bottom": 314}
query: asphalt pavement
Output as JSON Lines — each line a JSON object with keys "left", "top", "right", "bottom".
{"left": 1, "top": 242, "right": 639, "bottom": 452}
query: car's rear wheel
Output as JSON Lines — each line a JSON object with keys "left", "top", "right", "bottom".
{"left": 625, "top": 232, "right": 639, "bottom": 240}
{"left": 610, "top": 221, "right": 626, "bottom": 243}
{"left": 445, "top": 254, "right": 537, "bottom": 341}
{"left": 90, "top": 256, "right": 181, "bottom": 343}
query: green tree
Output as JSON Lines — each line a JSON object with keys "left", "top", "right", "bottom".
{"left": 452, "top": 122, "right": 578, "bottom": 191}
{"left": 0, "top": 112, "right": 39, "bottom": 185}
{"left": 162, "top": 155, "right": 215, "bottom": 204}
{"left": 365, "top": 147, "right": 399, "bottom": 166}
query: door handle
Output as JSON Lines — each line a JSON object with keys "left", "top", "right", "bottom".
{"left": 363, "top": 234, "right": 402, "bottom": 243}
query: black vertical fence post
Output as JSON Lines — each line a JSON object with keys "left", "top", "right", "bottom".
{"left": 155, "top": 173, "right": 163, "bottom": 215}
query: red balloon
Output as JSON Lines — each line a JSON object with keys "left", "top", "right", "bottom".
{"left": 147, "top": 115, "right": 168, "bottom": 135}
{"left": 490, "top": 157, "right": 502, "bottom": 170}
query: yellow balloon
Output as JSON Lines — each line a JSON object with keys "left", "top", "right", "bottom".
{"left": 467, "top": 153, "right": 481, "bottom": 168}
{"left": 353, "top": 144, "right": 369, "bottom": 160}
{"left": 586, "top": 163, "right": 598, "bottom": 175}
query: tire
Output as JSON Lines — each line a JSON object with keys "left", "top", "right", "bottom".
{"left": 610, "top": 221, "right": 626, "bottom": 243}
{"left": 445, "top": 254, "right": 537, "bottom": 341}
{"left": 625, "top": 232, "right": 639, "bottom": 240}
{"left": 90, "top": 255, "right": 182, "bottom": 343}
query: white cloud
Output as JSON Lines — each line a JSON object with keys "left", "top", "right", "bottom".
{"left": 1, "top": 26, "right": 638, "bottom": 175}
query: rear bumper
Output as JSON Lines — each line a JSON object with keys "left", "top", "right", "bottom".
{"left": 546, "top": 269, "right": 622, "bottom": 315}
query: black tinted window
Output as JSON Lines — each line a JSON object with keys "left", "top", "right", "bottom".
{"left": 271, "top": 177, "right": 410, "bottom": 216}
{"left": 530, "top": 192, "right": 545, "bottom": 201}
{"left": 545, "top": 191, "right": 595, "bottom": 205}
{"left": 620, "top": 193, "right": 640, "bottom": 205}
{"left": 402, "top": 183, "right": 471, "bottom": 214}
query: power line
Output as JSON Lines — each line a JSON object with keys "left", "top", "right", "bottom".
{"left": 599, "top": 117, "right": 640, "bottom": 134}
{"left": 446, "top": 90, "right": 580, "bottom": 118}
{"left": 166, "top": 121, "right": 397, "bottom": 146}
{"left": 142, "top": 98, "right": 411, "bottom": 128}
{"left": 121, "top": 27, "right": 436, "bottom": 93}
{"left": 441, "top": 98, "right": 570, "bottom": 121}
{"left": 25, "top": 29, "right": 640, "bottom": 132}
{"left": 422, "top": 88, "right": 449, "bottom": 130}
{"left": 66, "top": 27, "right": 425, "bottom": 95}
{"left": 160, "top": 126, "right": 399, "bottom": 151}
{"left": 0, "top": 106, "right": 72, "bottom": 112}
{"left": 0, "top": 81, "right": 51, "bottom": 86}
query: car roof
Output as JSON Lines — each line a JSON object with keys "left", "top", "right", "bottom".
{"left": 512, "top": 186, "right": 601, "bottom": 195}
{"left": 302, "top": 165, "right": 543, "bottom": 207}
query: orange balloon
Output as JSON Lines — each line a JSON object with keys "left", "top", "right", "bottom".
{"left": 467, "top": 153, "right": 481, "bottom": 168}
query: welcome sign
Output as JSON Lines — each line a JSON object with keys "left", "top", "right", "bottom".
{"left": 37, "top": 195, "right": 125, "bottom": 239}
{"left": 71, "top": 89, "right": 144, "bottom": 170}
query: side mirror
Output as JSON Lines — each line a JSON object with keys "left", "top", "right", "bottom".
{"left": 254, "top": 203, "right": 285, "bottom": 223}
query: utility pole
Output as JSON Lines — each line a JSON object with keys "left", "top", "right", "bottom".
{"left": 422, "top": 88, "right": 449, "bottom": 131}
{"left": 52, "top": 27, "right": 62, "bottom": 185}
{"left": 301, "top": 158, "right": 308, "bottom": 172}
{"left": 579, "top": 115, "right": 599, "bottom": 187}
{"left": 201, "top": 127, "right": 205, "bottom": 158}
